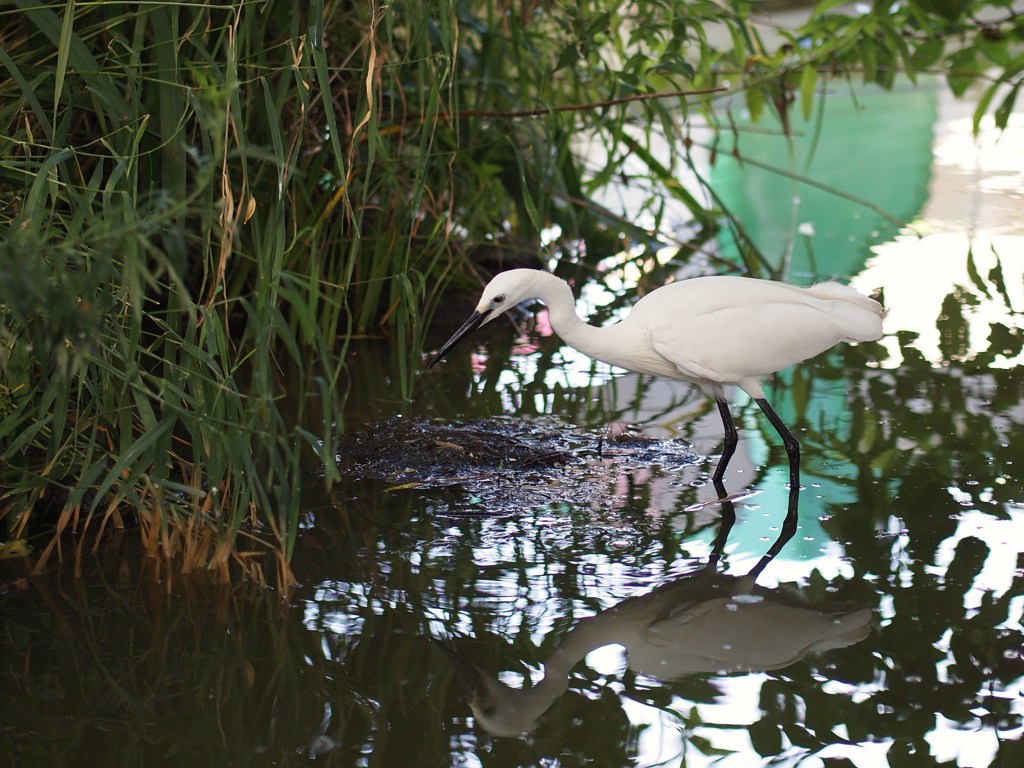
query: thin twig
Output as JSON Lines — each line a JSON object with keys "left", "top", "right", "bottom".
{"left": 390, "top": 86, "right": 728, "bottom": 123}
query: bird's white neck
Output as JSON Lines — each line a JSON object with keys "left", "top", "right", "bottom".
{"left": 527, "top": 272, "right": 610, "bottom": 363}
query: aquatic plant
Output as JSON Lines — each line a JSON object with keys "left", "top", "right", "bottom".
{"left": 1, "top": 0, "right": 1019, "bottom": 586}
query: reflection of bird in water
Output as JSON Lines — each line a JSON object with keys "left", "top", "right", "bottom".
{"left": 440, "top": 577, "right": 871, "bottom": 737}
{"left": 438, "top": 489, "right": 872, "bottom": 737}
{"left": 428, "top": 269, "right": 885, "bottom": 490}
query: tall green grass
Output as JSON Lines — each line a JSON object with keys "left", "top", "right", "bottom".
{"left": 0, "top": 1, "right": 368, "bottom": 585}
{"left": 0, "top": 0, "right": 726, "bottom": 586}
{"left": 1, "top": 0, "right": 1014, "bottom": 586}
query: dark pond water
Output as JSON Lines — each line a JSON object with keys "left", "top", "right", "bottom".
{"left": 3, "top": 87, "right": 1024, "bottom": 767}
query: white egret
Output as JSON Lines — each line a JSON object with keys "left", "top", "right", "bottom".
{"left": 428, "top": 269, "right": 885, "bottom": 489}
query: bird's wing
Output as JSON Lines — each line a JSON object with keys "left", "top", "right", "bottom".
{"left": 648, "top": 296, "right": 879, "bottom": 387}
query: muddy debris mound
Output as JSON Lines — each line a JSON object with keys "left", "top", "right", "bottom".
{"left": 337, "top": 416, "right": 698, "bottom": 516}
{"left": 339, "top": 417, "right": 580, "bottom": 478}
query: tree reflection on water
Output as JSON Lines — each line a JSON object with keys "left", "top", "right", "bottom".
{"left": 3, "top": 247, "right": 1024, "bottom": 768}
{"left": 6, "top": 283, "right": 1022, "bottom": 765}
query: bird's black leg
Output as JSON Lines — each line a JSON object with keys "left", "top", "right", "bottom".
{"left": 712, "top": 398, "right": 738, "bottom": 484}
{"left": 747, "top": 483, "right": 800, "bottom": 579}
{"left": 754, "top": 398, "right": 801, "bottom": 490}
{"left": 707, "top": 477, "right": 737, "bottom": 566}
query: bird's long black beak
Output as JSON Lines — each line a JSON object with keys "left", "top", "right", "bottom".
{"left": 427, "top": 309, "right": 490, "bottom": 368}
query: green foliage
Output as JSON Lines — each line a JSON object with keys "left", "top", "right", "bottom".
{"left": 1, "top": 0, "right": 1022, "bottom": 584}
{"left": 0, "top": 1, "right": 360, "bottom": 584}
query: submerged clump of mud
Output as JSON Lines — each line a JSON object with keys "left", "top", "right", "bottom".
{"left": 337, "top": 416, "right": 697, "bottom": 516}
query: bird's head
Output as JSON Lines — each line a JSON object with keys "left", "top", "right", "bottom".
{"left": 427, "top": 269, "right": 541, "bottom": 368}
{"left": 435, "top": 640, "right": 558, "bottom": 737}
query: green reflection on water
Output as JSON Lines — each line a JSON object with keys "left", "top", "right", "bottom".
{"left": 711, "top": 82, "right": 937, "bottom": 279}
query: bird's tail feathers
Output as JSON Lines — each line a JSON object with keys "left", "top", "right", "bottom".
{"left": 810, "top": 281, "right": 886, "bottom": 342}
{"left": 810, "top": 280, "right": 886, "bottom": 316}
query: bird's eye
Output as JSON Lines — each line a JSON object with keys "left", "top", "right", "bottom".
{"left": 492, "top": 295, "right": 505, "bottom": 304}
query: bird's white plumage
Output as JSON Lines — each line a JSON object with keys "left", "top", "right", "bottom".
{"left": 467, "top": 269, "right": 884, "bottom": 399}
{"left": 639, "top": 277, "right": 884, "bottom": 398}
{"left": 433, "top": 267, "right": 885, "bottom": 487}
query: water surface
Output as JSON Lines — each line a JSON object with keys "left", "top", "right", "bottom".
{"left": 2, "top": 86, "right": 1024, "bottom": 768}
